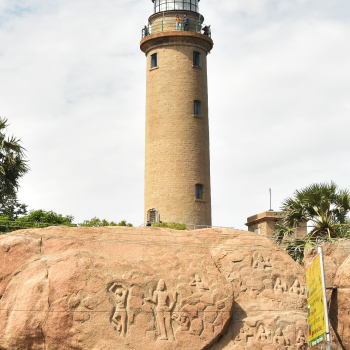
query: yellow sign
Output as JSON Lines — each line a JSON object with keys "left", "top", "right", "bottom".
{"left": 306, "top": 254, "right": 327, "bottom": 349}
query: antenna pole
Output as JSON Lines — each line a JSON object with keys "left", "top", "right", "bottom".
{"left": 269, "top": 188, "right": 273, "bottom": 211}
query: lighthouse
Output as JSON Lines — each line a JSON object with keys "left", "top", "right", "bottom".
{"left": 140, "top": 0, "right": 213, "bottom": 227}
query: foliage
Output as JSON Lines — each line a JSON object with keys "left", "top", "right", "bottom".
{"left": 273, "top": 182, "right": 350, "bottom": 262}
{"left": 0, "top": 118, "right": 29, "bottom": 197}
{"left": 335, "top": 218, "right": 350, "bottom": 238}
{"left": 79, "top": 217, "right": 133, "bottom": 227}
{"left": 285, "top": 238, "right": 316, "bottom": 264}
{"left": 0, "top": 193, "right": 28, "bottom": 220}
{"left": 16, "top": 210, "right": 75, "bottom": 226}
{"left": 0, "top": 209, "right": 75, "bottom": 233}
{"left": 152, "top": 222, "right": 187, "bottom": 230}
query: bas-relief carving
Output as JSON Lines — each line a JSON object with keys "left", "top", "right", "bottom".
{"left": 210, "top": 247, "right": 308, "bottom": 350}
{"left": 296, "top": 329, "right": 307, "bottom": 350}
{"left": 190, "top": 274, "right": 209, "bottom": 293}
{"left": 145, "top": 279, "right": 177, "bottom": 341}
{"left": 109, "top": 283, "right": 129, "bottom": 336}
{"left": 274, "top": 278, "right": 288, "bottom": 294}
{"left": 256, "top": 325, "right": 268, "bottom": 341}
{"left": 252, "top": 254, "right": 272, "bottom": 270}
{"left": 273, "top": 327, "right": 288, "bottom": 346}
{"left": 290, "top": 279, "right": 306, "bottom": 296}
{"left": 172, "top": 312, "right": 190, "bottom": 332}
{"left": 111, "top": 273, "right": 231, "bottom": 345}
{"left": 233, "top": 320, "right": 307, "bottom": 349}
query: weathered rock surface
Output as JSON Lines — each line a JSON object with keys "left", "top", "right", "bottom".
{"left": 209, "top": 234, "right": 308, "bottom": 350}
{"left": 303, "top": 239, "right": 350, "bottom": 288}
{"left": 0, "top": 227, "right": 308, "bottom": 350}
{"left": 332, "top": 253, "right": 350, "bottom": 350}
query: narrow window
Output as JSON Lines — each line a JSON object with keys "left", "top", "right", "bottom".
{"left": 193, "top": 51, "right": 201, "bottom": 67}
{"left": 195, "top": 184, "right": 203, "bottom": 200}
{"left": 194, "top": 100, "right": 200, "bottom": 116}
{"left": 151, "top": 53, "right": 158, "bottom": 68}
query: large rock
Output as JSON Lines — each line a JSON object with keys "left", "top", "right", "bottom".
{"left": 0, "top": 227, "right": 308, "bottom": 350}
{"left": 333, "top": 254, "right": 350, "bottom": 350}
{"left": 303, "top": 239, "right": 350, "bottom": 288}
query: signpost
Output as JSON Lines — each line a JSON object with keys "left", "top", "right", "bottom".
{"left": 306, "top": 247, "right": 331, "bottom": 349}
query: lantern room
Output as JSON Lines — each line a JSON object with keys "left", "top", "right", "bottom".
{"left": 152, "top": 0, "right": 200, "bottom": 14}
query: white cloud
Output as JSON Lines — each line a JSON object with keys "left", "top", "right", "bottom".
{"left": 0, "top": 0, "right": 349, "bottom": 228}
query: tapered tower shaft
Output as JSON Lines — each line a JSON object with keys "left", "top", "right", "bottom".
{"left": 140, "top": 3, "right": 213, "bottom": 226}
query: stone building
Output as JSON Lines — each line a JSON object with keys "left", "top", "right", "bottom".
{"left": 140, "top": 0, "right": 213, "bottom": 226}
{"left": 246, "top": 210, "right": 307, "bottom": 239}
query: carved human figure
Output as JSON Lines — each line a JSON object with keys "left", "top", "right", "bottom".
{"left": 274, "top": 278, "right": 288, "bottom": 294}
{"left": 256, "top": 325, "right": 268, "bottom": 341}
{"left": 190, "top": 275, "right": 209, "bottom": 293}
{"left": 145, "top": 279, "right": 177, "bottom": 341}
{"left": 109, "top": 283, "right": 128, "bottom": 336}
{"left": 296, "top": 329, "right": 307, "bottom": 350}
{"left": 273, "top": 328, "right": 286, "bottom": 345}
{"left": 290, "top": 279, "right": 301, "bottom": 295}
{"left": 253, "top": 255, "right": 272, "bottom": 269}
{"left": 172, "top": 312, "right": 190, "bottom": 331}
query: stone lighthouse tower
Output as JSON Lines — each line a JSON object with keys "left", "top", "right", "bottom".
{"left": 140, "top": 0, "right": 213, "bottom": 227}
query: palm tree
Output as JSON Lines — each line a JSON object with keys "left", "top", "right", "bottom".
{"left": 273, "top": 182, "right": 350, "bottom": 262}
{"left": 0, "top": 118, "right": 29, "bottom": 197}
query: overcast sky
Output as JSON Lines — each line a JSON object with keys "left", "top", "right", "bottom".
{"left": 1, "top": 0, "right": 349, "bottom": 229}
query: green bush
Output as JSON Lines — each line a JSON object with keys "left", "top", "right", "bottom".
{"left": 79, "top": 217, "right": 133, "bottom": 227}
{"left": 152, "top": 222, "right": 187, "bottom": 230}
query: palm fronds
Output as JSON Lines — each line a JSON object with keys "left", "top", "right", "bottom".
{"left": 273, "top": 182, "right": 350, "bottom": 262}
{"left": 0, "top": 118, "right": 29, "bottom": 196}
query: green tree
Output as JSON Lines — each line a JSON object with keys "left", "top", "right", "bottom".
{"left": 0, "top": 209, "right": 75, "bottom": 234}
{"left": 79, "top": 217, "right": 133, "bottom": 227}
{"left": 152, "top": 222, "right": 187, "bottom": 230}
{"left": 0, "top": 118, "right": 29, "bottom": 197}
{"left": 273, "top": 182, "right": 350, "bottom": 262}
{"left": 0, "top": 193, "right": 28, "bottom": 220}
{"left": 15, "top": 209, "right": 75, "bottom": 227}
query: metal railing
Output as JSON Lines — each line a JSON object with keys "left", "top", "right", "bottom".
{"left": 141, "top": 19, "right": 211, "bottom": 39}
{"left": 140, "top": 222, "right": 234, "bottom": 231}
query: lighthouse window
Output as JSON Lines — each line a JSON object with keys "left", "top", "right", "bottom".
{"left": 193, "top": 51, "right": 201, "bottom": 67}
{"left": 151, "top": 53, "right": 158, "bottom": 68}
{"left": 194, "top": 100, "right": 200, "bottom": 116}
{"left": 154, "top": 0, "right": 199, "bottom": 14}
{"left": 196, "top": 184, "right": 203, "bottom": 200}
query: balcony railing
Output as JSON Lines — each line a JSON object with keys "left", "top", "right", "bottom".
{"left": 141, "top": 19, "right": 211, "bottom": 39}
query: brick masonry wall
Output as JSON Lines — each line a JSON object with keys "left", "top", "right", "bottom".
{"left": 141, "top": 32, "right": 213, "bottom": 225}
{"left": 248, "top": 220, "right": 307, "bottom": 239}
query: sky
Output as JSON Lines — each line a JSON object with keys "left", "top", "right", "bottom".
{"left": 0, "top": 0, "right": 349, "bottom": 229}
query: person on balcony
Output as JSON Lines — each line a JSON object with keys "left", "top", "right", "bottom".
{"left": 183, "top": 15, "right": 189, "bottom": 31}
{"left": 175, "top": 15, "right": 181, "bottom": 31}
{"left": 202, "top": 25, "right": 209, "bottom": 36}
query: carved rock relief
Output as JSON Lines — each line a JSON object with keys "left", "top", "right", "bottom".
{"left": 209, "top": 238, "right": 308, "bottom": 350}
{"left": 0, "top": 227, "right": 311, "bottom": 350}
{"left": 104, "top": 273, "right": 233, "bottom": 348}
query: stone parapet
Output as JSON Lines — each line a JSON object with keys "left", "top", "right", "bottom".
{"left": 140, "top": 31, "right": 213, "bottom": 55}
